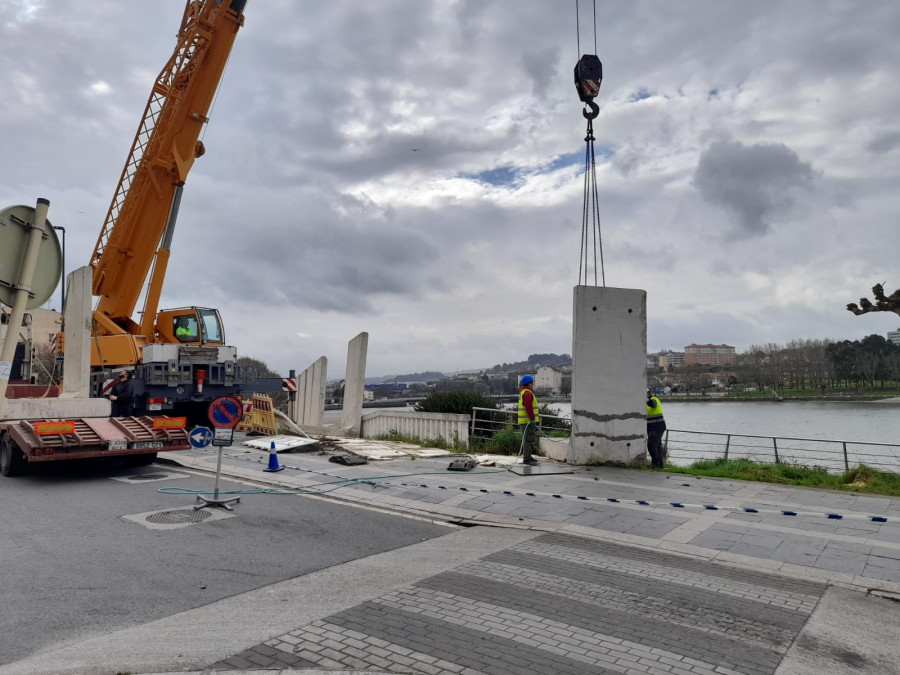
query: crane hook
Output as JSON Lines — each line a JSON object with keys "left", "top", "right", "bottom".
{"left": 582, "top": 101, "right": 599, "bottom": 120}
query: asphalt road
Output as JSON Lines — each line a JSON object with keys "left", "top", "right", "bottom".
{"left": 0, "top": 457, "right": 450, "bottom": 666}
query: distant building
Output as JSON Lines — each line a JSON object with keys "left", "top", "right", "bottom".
{"left": 658, "top": 350, "right": 685, "bottom": 369}
{"left": 684, "top": 344, "right": 736, "bottom": 366}
{"left": 534, "top": 366, "right": 562, "bottom": 395}
{"left": 888, "top": 329, "right": 900, "bottom": 346}
{"left": 1, "top": 307, "right": 61, "bottom": 382}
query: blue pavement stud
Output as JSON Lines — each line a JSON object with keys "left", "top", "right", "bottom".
{"left": 375, "top": 480, "right": 893, "bottom": 523}
{"left": 263, "top": 442, "right": 284, "bottom": 472}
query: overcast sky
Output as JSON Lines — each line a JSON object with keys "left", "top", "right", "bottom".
{"left": 3, "top": 1, "right": 899, "bottom": 378}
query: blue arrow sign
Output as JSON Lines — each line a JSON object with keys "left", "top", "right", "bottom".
{"left": 189, "top": 426, "right": 213, "bottom": 449}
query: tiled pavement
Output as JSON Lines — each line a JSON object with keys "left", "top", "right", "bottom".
{"left": 156, "top": 441, "right": 900, "bottom": 674}
{"left": 211, "top": 532, "right": 827, "bottom": 674}
{"left": 171, "top": 442, "right": 900, "bottom": 587}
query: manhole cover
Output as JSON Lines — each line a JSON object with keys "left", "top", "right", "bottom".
{"left": 146, "top": 509, "right": 212, "bottom": 525}
{"left": 127, "top": 473, "right": 169, "bottom": 481}
{"left": 123, "top": 504, "right": 234, "bottom": 530}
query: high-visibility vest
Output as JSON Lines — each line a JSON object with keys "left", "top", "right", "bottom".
{"left": 647, "top": 397, "right": 665, "bottom": 428}
{"left": 518, "top": 388, "right": 540, "bottom": 424}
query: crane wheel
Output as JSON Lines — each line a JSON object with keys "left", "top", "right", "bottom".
{"left": 0, "top": 434, "right": 27, "bottom": 477}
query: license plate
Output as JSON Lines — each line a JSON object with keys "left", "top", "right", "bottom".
{"left": 133, "top": 441, "right": 164, "bottom": 449}
{"left": 148, "top": 403, "right": 162, "bottom": 411}
{"left": 108, "top": 440, "right": 127, "bottom": 451}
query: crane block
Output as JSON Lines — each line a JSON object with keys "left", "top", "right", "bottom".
{"left": 574, "top": 54, "right": 603, "bottom": 102}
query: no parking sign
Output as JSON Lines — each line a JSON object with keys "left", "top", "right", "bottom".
{"left": 208, "top": 396, "right": 243, "bottom": 428}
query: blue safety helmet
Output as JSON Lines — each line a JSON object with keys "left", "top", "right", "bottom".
{"left": 521, "top": 374, "right": 534, "bottom": 385}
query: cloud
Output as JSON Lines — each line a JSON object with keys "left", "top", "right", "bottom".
{"left": 2, "top": 1, "right": 899, "bottom": 377}
{"left": 692, "top": 139, "right": 816, "bottom": 238}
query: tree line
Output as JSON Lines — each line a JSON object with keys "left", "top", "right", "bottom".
{"left": 659, "top": 335, "right": 900, "bottom": 392}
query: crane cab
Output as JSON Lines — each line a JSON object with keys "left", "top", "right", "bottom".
{"left": 156, "top": 307, "right": 225, "bottom": 346}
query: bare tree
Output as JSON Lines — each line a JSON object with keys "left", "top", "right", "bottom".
{"left": 853, "top": 352, "right": 880, "bottom": 387}
{"left": 32, "top": 343, "right": 62, "bottom": 386}
{"left": 847, "top": 283, "right": 900, "bottom": 316}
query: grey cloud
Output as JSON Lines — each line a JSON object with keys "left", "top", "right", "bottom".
{"left": 166, "top": 185, "right": 440, "bottom": 315}
{"left": 521, "top": 46, "right": 561, "bottom": 99}
{"left": 692, "top": 139, "right": 815, "bottom": 238}
{"left": 867, "top": 131, "right": 900, "bottom": 154}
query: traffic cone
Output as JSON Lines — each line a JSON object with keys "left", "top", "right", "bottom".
{"left": 263, "top": 441, "right": 284, "bottom": 472}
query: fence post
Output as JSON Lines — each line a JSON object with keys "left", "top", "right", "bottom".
{"left": 724, "top": 434, "right": 730, "bottom": 460}
{"left": 773, "top": 437, "right": 779, "bottom": 463}
{"left": 470, "top": 409, "right": 475, "bottom": 439}
{"left": 842, "top": 441, "right": 849, "bottom": 471}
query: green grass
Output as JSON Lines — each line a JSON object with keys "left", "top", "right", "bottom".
{"left": 658, "top": 458, "right": 900, "bottom": 496}
{"left": 470, "top": 428, "right": 523, "bottom": 455}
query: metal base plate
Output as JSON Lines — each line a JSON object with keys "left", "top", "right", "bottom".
{"left": 507, "top": 463, "right": 574, "bottom": 476}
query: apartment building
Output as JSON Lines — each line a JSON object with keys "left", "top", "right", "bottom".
{"left": 684, "top": 343, "right": 736, "bottom": 366}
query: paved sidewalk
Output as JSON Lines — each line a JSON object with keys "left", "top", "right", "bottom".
{"left": 172, "top": 438, "right": 900, "bottom": 592}
{"left": 4, "top": 437, "right": 900, "bottom": 675}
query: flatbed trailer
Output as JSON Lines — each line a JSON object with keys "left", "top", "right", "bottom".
{"left": 0, "top": 416, "right": 190, "bottom": 476}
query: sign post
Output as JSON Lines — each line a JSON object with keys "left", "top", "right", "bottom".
{"left": 0, "top": 199, "right": 61, "bottom": 416}
{"left": 194, "top": 396, "right": 243, "bottom": 511}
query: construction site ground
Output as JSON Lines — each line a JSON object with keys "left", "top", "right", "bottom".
{"left": 3, "top": 430, "right": 899, "bottom": 675}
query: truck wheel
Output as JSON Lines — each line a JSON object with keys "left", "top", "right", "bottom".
{"left": 0, "top": 435, "right": 27, "bottom": 477}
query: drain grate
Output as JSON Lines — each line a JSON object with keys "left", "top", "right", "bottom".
{"left": 123, "top": 504, "right": 235, "bottom": 530}
{"left": 146, "top": 509, "right": 213, "bottom": 525}
{"left": 127, "top": 473, "right": 170, "bottom": 481}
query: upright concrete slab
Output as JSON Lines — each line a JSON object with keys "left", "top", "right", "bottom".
{"left": 569, "top": 285, "right": 647, "bottom": 465}
{"left": 340, "top": 332, "right": 368, "bottom": 437}
{"left": 61, "top": 266, "right": 92, "bottom": 398}
{"left": 291, "top": 356, "right": 327, "bottom": 427}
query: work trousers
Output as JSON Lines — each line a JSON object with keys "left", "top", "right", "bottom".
{"left": 647, "top": 428, "right": 665, "bottom": 468}
{"left": 521, "top": 423, "right": 538, "bottom": 461}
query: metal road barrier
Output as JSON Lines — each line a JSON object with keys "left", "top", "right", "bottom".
{"left": 664, "top": 429, "right": 900, "bottom": 474}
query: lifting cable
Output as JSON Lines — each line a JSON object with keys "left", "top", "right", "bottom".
{"left": 574, "top": 0, "right": 605, "bottom": 287}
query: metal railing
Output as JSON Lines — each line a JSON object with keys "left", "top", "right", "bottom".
{"left": 664, "top": 429, "right": 900, "bottom": 474}
{"left": 467, "top": 407, "right": 900, "bottom": 473}
{"left": 470, "top": 406, "right": 570, "bottom": 439}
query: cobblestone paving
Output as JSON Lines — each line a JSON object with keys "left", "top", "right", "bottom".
{"left": 211, "top": 532, "right": 827, "bottom": 674}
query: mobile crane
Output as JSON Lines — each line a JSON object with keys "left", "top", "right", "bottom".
{"left": 69, "top": 0, "right": 283, "bottom": 419}
{"left": 0, "top": 1, "right": 281, "bottom": 476}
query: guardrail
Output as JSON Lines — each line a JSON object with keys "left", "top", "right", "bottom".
{"left": 470, "top": 406, "right": 570, "bottom": 439}
{"left": 364, "top": 406, "right": 900, "bottom": 474}
{"left": 664, "top": 429, "right": 900, "bottom": 473}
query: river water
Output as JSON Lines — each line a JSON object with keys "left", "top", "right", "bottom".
{"left": 542, "top": 400, "right": 900, "bottom": 445}
{"left": 368, "top": 399, "right": 900, "bottom": 470}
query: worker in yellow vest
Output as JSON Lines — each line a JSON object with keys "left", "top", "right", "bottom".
{"left": 518, "top": 374, "right": 540, "bottom": 465}
{"left": 646, "top": 389, "right": 666, "bottom": 468}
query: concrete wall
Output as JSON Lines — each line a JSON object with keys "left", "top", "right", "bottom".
{"left": 291, "top": 356, "right": 327, "bottom": 427}
{"left": 569, "top": 285, "right": 647, "bottom": 465}
{"left": 0, "top": 397, "right": 109, "bottom": 421}
{"left": 340, "top": 332, "right": 368, "bottom": 437}
{"left": 360, "top": 410, "right": 469, "bottom": 447}
{"left": 61, "top": 267, "right": 92, "bottom": 397}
